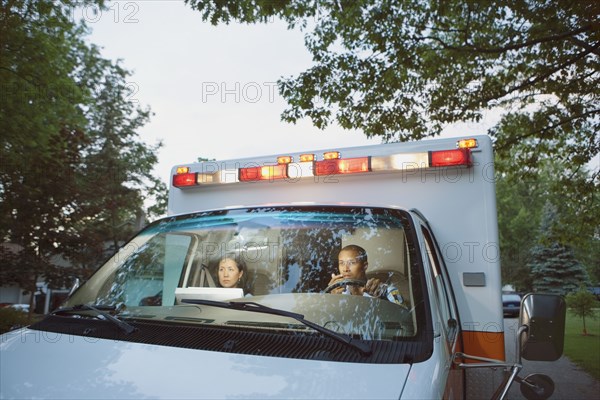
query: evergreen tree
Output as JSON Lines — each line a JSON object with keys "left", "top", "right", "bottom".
{"left": 528, "top": 202, "right": 590, "bottom": 295}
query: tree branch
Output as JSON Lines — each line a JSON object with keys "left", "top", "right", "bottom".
{"left": 0, "top": 66, "right": 39, "bottom": 87}
{"left": 425, "top": 24, "right": 593, "bottom": 54}
{"left": 478, "top": 41, "right": 600, "bottom": 107}
{"left": 496, "top": 107, "right": 600, "bottom": 151}
{"left": 569, "top": 36, "right": 600, "bottom": 56}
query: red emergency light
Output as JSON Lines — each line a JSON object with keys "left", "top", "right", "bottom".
{"left": 173, "top": 172, "right": 197, "bottom": 187}
{"left": 239, "top": 164, "right": 288, "bottom": 182}
{"left": 314, "top": 157, "right": 371, "bottom": 176}
{"left": 430, "top": 148, "right": 472, "bottom": 167}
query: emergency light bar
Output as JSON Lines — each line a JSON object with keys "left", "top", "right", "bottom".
{"left": 173, "top": 143, "right": 474, "bottom": 188}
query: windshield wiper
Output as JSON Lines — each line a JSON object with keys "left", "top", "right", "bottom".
{"left": 181, "top": 299, "right": 372, "bottom": 356}
{"left": 51, "top": 304, "right": 136, "bottom": 335}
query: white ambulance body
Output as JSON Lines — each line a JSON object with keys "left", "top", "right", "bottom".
{"left": 2, "top": 135, "right": 561, "bottom": 399}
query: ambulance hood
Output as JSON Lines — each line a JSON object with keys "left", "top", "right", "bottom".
{"left": 1, "top": 328, "right": 410, "bottom": 399}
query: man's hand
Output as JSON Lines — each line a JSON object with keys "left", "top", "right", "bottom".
{"left": 364, "top": 278, "right": 385, "bottom": 297}
{"left": 328, "top": 273, "right": 345, "bottom": 294}
{"left": 328, "top": 273, "right": 365, "bottom": 295}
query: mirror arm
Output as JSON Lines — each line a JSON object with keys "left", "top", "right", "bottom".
{"left": 456, "top": 294, "right": 563, "bottom": 399}
{"left": 454, "top": 352, "right": 514, "bottom": 369}
{"left": 514, "top": 324, "right": 528, "bottom": 365}
{"left": 454, "top": 325, "right": 530, "bottom": 400}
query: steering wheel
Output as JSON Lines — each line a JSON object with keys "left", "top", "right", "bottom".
{"left": 324, "top": 279, "right": 366, "bottom": 294}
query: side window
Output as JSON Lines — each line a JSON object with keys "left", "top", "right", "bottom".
{"left": 101, "top": 233, "right": 192, "bottom": 307}
{"left": 422, "top": 226, "right": 458, "bottom": 340}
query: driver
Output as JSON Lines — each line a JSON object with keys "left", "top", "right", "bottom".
{"left": 328, "top": 245, "right": 404, "bottom": 305}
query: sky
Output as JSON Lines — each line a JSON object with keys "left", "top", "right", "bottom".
{"left": 84, "top": 1, "right": 498, "bottom": 185}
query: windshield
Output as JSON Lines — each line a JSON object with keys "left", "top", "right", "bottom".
{"left": 65, "top": 206, "right": 427, "bottom": 342}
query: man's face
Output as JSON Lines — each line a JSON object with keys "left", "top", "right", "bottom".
{"left": 337, "top": 249, "right": 367, "bottom": 280}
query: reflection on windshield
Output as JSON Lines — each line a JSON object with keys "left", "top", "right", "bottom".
{"left": 66, "top": 206, "right": 424, "bottom": 341}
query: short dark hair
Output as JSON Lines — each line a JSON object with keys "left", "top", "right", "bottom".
{"left": 339, "top": 245, "right": 367, "bottom": 263}
{"left": 221, "top": 254, "right": 246, "bottom": 273}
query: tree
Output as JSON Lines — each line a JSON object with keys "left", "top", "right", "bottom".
{"left": 53, "top": 57, "right": 167, "bottom": 275}
{"left": 185, "top": 0, "right": 599, "bottom": 218}
{"left": 1, "top": 0, "right": 92, "bottom": 248}
{"left": 566, "top": 288, "right": 599, "bottom": 336}
{"left": 528, "top": 201, "right": 590, "bottom": 295}
{"left": 496, "top": 157, "right": 599, "bottom": 291}
{"left": 496, "top": 174, "right": 539, "bottom": 291}
{"left": 70, "top": 58, "right": 165, "bottom": 263}
{"left": 0, "top": 0, "right": 166, "bottom": 309}
{"left": 1, "top": 0, "right": 92, "bottom": 316}
{"left": 0, "top": 124, "right": 90, "bottom": 306}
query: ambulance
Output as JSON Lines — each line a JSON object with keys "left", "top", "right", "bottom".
{"left": 1, "top": 135, "right": 565, "bottom": 399}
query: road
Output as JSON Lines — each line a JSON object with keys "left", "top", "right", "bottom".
{"left": 502, "top": 317, "right": 600, "bottom": 400}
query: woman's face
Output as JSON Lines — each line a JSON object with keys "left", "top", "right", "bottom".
{"left": 218, "top": 258, "right": 243, "bottom": 288}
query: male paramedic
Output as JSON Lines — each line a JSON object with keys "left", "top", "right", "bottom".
{"left": 328, "top": 244, "right": 405, "bottom": 305}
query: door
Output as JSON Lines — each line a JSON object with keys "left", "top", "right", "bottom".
{"left": 421, "top": 223, "right": 465, "bottom": 399}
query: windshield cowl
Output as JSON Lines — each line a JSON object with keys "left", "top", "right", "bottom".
{"left": 180, "top": 299, "right": 372, "bottom": 356}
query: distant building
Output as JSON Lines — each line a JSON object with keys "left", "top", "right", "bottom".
{"left": 1, "top": 213, "right": 147, "bottom": 313}
{"left": 0, "top": 243, "right": 70, "bottom": 314}
{"left": 0, "top": 243, "right": 33, "bottom": 307}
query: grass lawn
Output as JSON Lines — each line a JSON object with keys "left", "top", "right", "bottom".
{"left": 563, "top": 308, "right": 600, "bottom": 380}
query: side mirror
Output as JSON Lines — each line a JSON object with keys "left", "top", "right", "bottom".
{"left": 519, "top": 293, "right": 566, "bottom": 361}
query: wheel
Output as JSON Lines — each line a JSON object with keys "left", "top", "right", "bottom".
{"left": 323, "top": 278, "right": 366, "bottom": 293}
{"left": 520, "top": 374, "right": 555, "bottom": 400}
